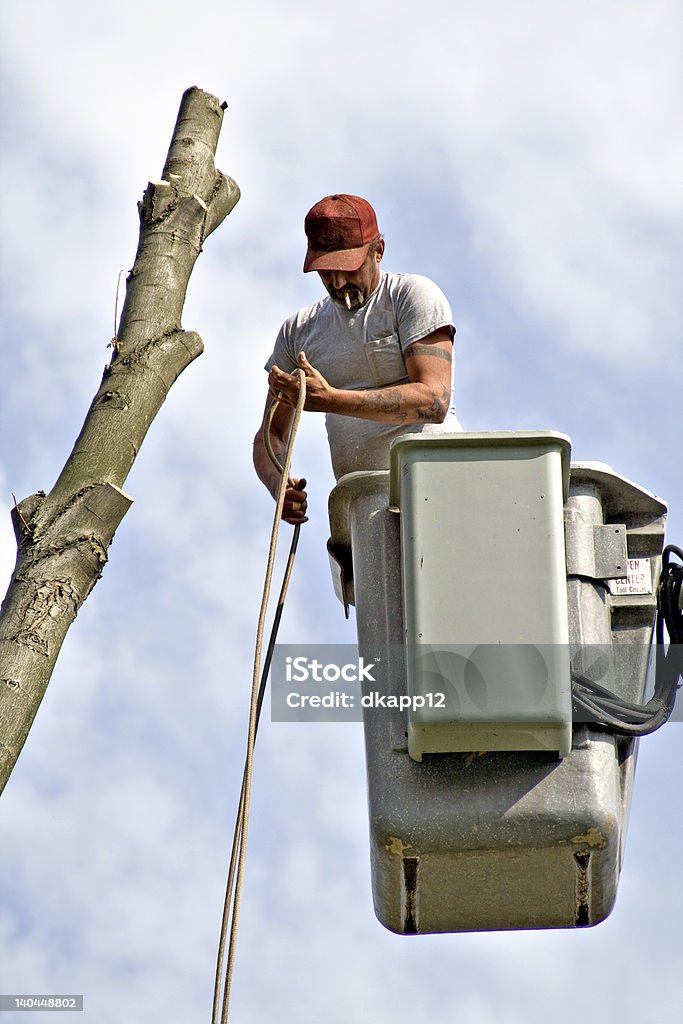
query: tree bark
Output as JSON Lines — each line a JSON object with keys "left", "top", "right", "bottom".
{"left": 0, "top": 86, "right": 240, "bottom": 795}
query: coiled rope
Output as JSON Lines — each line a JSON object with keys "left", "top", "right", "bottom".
{"left": 212, "top": 369, "right": 306, "bottom": 1023}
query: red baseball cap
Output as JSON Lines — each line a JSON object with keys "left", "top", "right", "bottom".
{"left": 303, "top": 194, "right": 379, "bottom": 273}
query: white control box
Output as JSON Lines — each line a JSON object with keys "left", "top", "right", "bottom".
{"left": 390, "top": 431, "right": 573, "bottom": 760}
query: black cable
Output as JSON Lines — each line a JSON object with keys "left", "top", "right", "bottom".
{"left": 255, "top": 525, "right": 300, "bottom": 726}
{"left": 658, "top": 545, "right": 683, "bottom": 645}
{"left": 571, "top": 543, "right": 683, "bottom": 736}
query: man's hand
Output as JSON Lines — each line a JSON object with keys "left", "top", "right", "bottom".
{"left": 268, "top": 352, "right": 334, "bottom": 413}
{"left": 282, "top": 477, "right": 308, "bottom": 524}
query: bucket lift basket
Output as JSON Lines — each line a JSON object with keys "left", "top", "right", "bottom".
{"left": 327, "top": 431, "right": 668, "bottom": 933}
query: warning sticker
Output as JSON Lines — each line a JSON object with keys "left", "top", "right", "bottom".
{"left": 608, "top": 558, "right": 653, "bottom": 596}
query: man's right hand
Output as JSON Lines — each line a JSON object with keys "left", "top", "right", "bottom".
{"left": 281, "top": 477, "right": 308, "bottom": 524}
{"left": 254, "top": 393, "right": 309, "bottom": 525}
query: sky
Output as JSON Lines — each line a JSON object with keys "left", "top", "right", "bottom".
{"left": 0, "top": 0, "right": 681, "bottom": 1021}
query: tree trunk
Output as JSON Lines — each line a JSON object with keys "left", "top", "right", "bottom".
{"left": 0, "top": 86, "right": 240, "bottom": 796}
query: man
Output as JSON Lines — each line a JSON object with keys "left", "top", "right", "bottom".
{"left": 253, "top": 194, "right": 460, "bottom": 523}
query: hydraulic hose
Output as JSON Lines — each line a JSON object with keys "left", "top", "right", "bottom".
{"left": 571, "top": 544, "right": 683, "bottom": 735}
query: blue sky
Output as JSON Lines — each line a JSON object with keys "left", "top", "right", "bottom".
{"left": 0, "top": 1, "right": 681, "bottom": 1021}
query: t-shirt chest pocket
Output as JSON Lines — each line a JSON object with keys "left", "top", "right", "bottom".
{"left": 363, "top": 333, "right": 407, "bottom": 387}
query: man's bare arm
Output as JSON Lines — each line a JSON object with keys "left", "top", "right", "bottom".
{"left": 268, "top": 327, "right": 453, "bottom": 425}
{"left": 253, "top": 397, "right": 308, "bottom": 523}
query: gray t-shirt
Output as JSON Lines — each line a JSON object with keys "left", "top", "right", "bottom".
{"left": 265, "top": 270, "right": 460, "bottom": 479}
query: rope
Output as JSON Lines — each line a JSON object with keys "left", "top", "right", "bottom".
{"left": 212, "top": 370, "right": 306, "bottom": 1024}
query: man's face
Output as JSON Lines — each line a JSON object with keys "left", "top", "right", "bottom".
{"left": 318, "top": 240, "right": 384, "bottom": 310}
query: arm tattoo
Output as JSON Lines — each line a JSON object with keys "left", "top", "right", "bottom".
{"left": 353, "top": 388, "right": 409, "bottom": 423}
{"left": 416, "top": 386, "right": 451, "bottom": 422}
{"left": 404, "top": 343, "right": 452, "bottom": 363}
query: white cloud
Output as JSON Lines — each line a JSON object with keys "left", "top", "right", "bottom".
{"left": 0, "top": 477, "right": 17, "bottom": 589}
